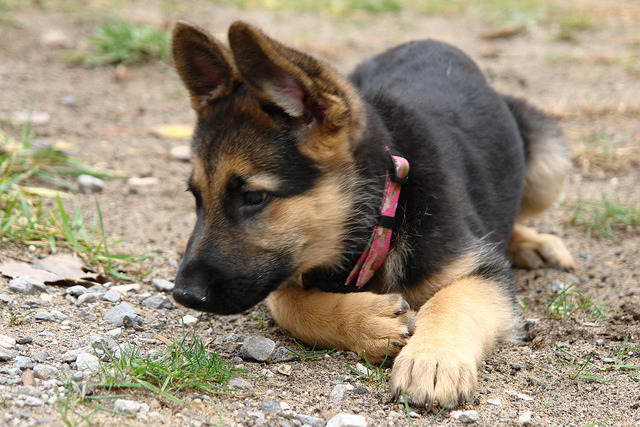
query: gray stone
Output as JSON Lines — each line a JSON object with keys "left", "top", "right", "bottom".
{"left": 170, "top": 145, "right": 191, "bottom": 161}
{"left": 261, "top": 397, "right": 282, "bottom": 414}
{"left": 34, "top": 310, "right": 66, "bottom": 322}
{"left": 293, "top": 414, "right": 326, "bottom": 427}
{"left": 16, "top": 337, "right": 33, "bottom": 345}
{"left": 77, "top": 175, "right": 105, "bottom": 194}
{"left": 76, "top": 352, "right": 100, "bottom": 373}
{"left": 66, "top": 285, "right": 87, "bottom": 297}
{"left": 487, "top": 398, "right": 502, "bottom": 406}
{"left": 0, "top": 293, "right": 13, "bottom": 303}
{"left": 76, "top": 293, "right": 97, "bottom": 306}
{"left": 104, "top": 303, "right": 141, "bottom": 327}
{"left": 0, "top": 347, "right": 17, "bottom": 361}
{"left": 0, "top": 334, "right": 16, "bottom": 349}
{"left": 240, "top": 336, "right": 276, "bottom": 362}
{"left": 60, "top": 95, "right": 77, "bottom": 106}
{"left": 549, "top": 280, "right": 566, "bottom": 292}
{"left": 87, "top": 285, "right": 107, "bottom": 295}
{"left": 114, "top": 399, "right": 143, "bottom": 414}
{"left": 326, "top": 414, "right": 367, "bottom": 427}
{"left": 33, "top": 364, "right": 58, "bottom": 380}
{"left": 14, "top": 356, "right": 33, "bottom": 370}
{"left": 182, "top": 314, "right": 198, "bottom": 325}
{"left": 518, "top": 411, "right": 532, "bottom": 424}
{"left": 141, "top": 295, "right": 175, "bottom": 310}
{"left": 33, "top": 350, "right": 50, "bottom": 362}
{"left": 9, "top": 277, "right": 45, "bottom": 295}
{"left": 450, "top": 410, "right": 478, "bottom": 423}
{"left": 152, "top": 279, "right": 174, "bottom": 292}
{"left": 330, "top": 384, "right": 355, "bottom": 403}
{"left": 272, "top": 347, "right": 299, "bottom": 363}
{"left": 228, "top": 377, "right": 252, "bottom": 389}
{"left": 102, "top": 289, "right": 121, "bottom": 303}
{"left": 24, "top": 396, "right": 44, "bottom": 407}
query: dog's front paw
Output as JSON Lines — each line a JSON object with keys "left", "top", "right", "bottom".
{"left": 344, "top": 294, "right": 415, "bottom": 363}
{"left": 390, "top": 338, "right": 478, "bottom": 409}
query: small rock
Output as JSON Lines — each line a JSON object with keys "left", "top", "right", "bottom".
{"left": 506, "top": 390, "right": 534, "bottom": 401}
{"left": 33, "top": 350, "right": 50, "bottom": 362}
{"left": 152, "top": 279, "right": 174, "bottom": 292}
{"left": 76, "top": 353, "right": 100, "bottom": 373}
{"left": 76, "top": 293, "right": 97, "bottom": 306}
{"left": 33, "top": 364, "right": 58, "bottom": 380}
{"left": 228, "top": 377, "right": 252, "bottom": 389}
{"left": 595, "top": 339, "right": 605, "bottom": 346}
{"left": 259, "top": 368, "right": 275, "bottom": 378}
{"left": 261, "top": 397, "right": 282, "bottom": 414}
{"left": 487, "top": 398, "right": 502, "bottom": 406}
{"left": 141, "top": 295, "right": 175, "bottom": 309}
{"left": 16, "top": 337, "right": 33, "bottom": 345}
{"left": 408, "top": 411, "right": 419, "bottom": 418}
{"left": 104, "top": 303, "right": 141, "bottom": 327}
{"left": 354, "top": 363, "right": 372, "bottom": 376}
{"left": 170, "top": 145, "right": 191, "bottom": 161}
{"left": 11, "top": 111, "right": 50, "bottom": 126}
{"left": 102, "top": 289, "right": 121, "bottom": 303}
{"left": 272, "top": 346, "right": 298, "bottom": 363}
{"left": 549, "top": 280, "right": 566, "bottom": 292}
{"left": 240, "top": 336, "right": 276, "bottom": 362}
{"left": 9, "top": 277, "right": 45, "bottom": 295}
{"left": 276, "top": 364, "right": 292, "bottom": 376}
{"left": 0, "top": 293, "right": 13, "bottom": 303}
{"left": 106, "top": 328, "right": 122, "bottom": 338}
{"left": 34, "top": 310, "right": 66, "bottom": 322}
{"left": 182, "top": 315, "right": 198, "bottom": 325}
{"left": 0, "top": 334, "right": 16, "bottom": 349}
{"left": 293, "top": 414, "right": 325, "bottom": 427}
{"left": 40, "top": 29, "right": 72, "bottom": 49}
{"left": 14, "top": 356, "right": 33, "bottom": 370}
{"left": 66, "top": 286, "right": 87, "bottom": 297}
{"left": 127, "top": 177, "right": 158, "bottom": 187}
{"left": 518, "top": 411, "right": 532, "bottom": 424}
{"left": 60, "top": 95, "right": 77, "bottom": 107}
{"left": 330, "top": 384, "right": 354, "bottom": 403}
{"left": 24, "top": 396, "right": 44, "bottom": 407}
{"left": 450, "top": 410, "right": 478, "bottom": 423}
{"left": 603, "top": 357, "right": 615, "bottom": 364}
{"left": 0, "top": 347, "right": 17, "bottom": 361}
{"left": 114, "top": 399, "right": 143, "bottom": 414}
{"left": 111, "top": 284, "right": 141, "bottom": 294}
{"left": 326, "top": 413, "right": 367, "bottom": 427}
{"left": 77, "top": 175, "right": 105, "bottom": 194}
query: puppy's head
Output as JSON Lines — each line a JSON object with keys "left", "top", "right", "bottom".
{"left": 171, "top": 21, "right": 365, "bottom": 314}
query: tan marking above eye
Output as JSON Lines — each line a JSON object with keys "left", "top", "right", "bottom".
{"left": 245, "top": 174, "right": 280, "bottom": 192}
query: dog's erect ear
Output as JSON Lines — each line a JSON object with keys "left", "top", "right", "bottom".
{"left": 227, "top": 21, "right": 361, "bottom": 132}
{"left": 172, "top": 21, "right": 238, "bottom": 110}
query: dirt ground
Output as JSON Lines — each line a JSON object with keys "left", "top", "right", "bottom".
{"left": 1, "top": 0, "right": 639, "bottom": 426}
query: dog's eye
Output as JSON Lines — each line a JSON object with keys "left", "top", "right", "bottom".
{"left": 242, "top": 191, "right": 270, "bottom": 207}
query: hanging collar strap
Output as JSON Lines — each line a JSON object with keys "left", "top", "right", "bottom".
{"left": 345, "top": 147, "right": 410, "bottom": 288}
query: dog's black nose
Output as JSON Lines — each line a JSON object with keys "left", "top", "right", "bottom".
{"left": 172, "top": 286, "right": 209, "bottom": 311}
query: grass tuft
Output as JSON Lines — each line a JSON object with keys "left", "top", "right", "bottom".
{"left": 546, "top": 285, "right": 606, "bottom": 321}
{"left": 217, "top": 0, "right": 402, "bottom": 15}
{"left": 286, "top": 339, "right": 336, "bottom": 361}
{"left": 1, "top": 125, "right": 145, "bottom": 277}
{"left": 347, "top": 355, "right": 390, "bottom": 389}
{"left": 74, "top": 20, "right": 170, "bottom": 66}
{"left": 571, "top": 197, "right": 640, "bottom": 240}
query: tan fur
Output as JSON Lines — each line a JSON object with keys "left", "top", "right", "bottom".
{"left": 509, "top": 224, "right": 574, "bottom": 270}
{"left": 519, "top": 127, "right": 571, "bottom": 220}
{"left": 402, "top": 250, "right": 484, "bottom": 309}
{"left": 267, "top": 287, "right": 414, "bottom": 362}
{"left": 391, "top": 275, "right": 515, "bottom": 408}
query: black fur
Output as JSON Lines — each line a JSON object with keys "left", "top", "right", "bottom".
{"left": 304, "top": 40, "right": 525, "bottom": 294}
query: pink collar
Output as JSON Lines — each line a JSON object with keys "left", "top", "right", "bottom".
{"left": 346, "top": 148, "right": 410, "bottom": 288}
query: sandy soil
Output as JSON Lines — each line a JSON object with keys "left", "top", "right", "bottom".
{"left": 1, "top": 1, "right": 639, "bottom": 425}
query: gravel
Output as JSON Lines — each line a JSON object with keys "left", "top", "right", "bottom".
{"left": 34, "top": 310, "right": 66, "bottom": 321}
{"left": 152, "top": 279, "right": 174, "bottom": 292}
{"left": 0, "top": 335, "right": 16, "bottom": 349}
{"left": 228, "top": 378, "right": 253, "bottom": 389}
{"left": 24, "top": 396, "right": 44, "bottom": 407}
{"left": 292, "top": 414, "right": 326, "bottom": 427}
{"left": 326, "top": 413, "right": 367, "bottom": 427}
{"left": 8, "top": 277, "right": 46, "bottom": 295}
{"left": 141, "top": 295, "right": 175, "bottom": 309}
{"left": 76, "top": 293, "right": 97, "bottom": 305}
{"left": 102, "top": 289, "right": 121, "bottom": 303}
{"left": 114, "top": 399, "right": 144, "bottom": 414}
{"left": 240, "top": 336, "right": 276, "bottom": 362}
{"left": 450, "top": 410, "right": 479, "bottom": 423}
{"left": 519, "top": 411, "right": 533, "bottom": 424}
{"left": 0, "top": 347, "right": 17, "bottom": 362}
{"left": 33, "top": 364, "right": 58, "bottom": 380}
{"left": 104, "top": 303, "right": 142, "bottom": 327}
{"left": 272, "top": 346, "right": 299, "bottom": 363}
{"left": 77, "top": 175, "right": 105, "bottom": 194}
{"left": 260, "top": 397, "right": 282, "bottom": 414}
{"left": 330, "top": 384, "right": 355, "bottom": 403}
{"left": 65, "top": 285, "right": 87, "bottom": 296}
{"left": 76, "top": 352, "right": 100, "bottom": 373}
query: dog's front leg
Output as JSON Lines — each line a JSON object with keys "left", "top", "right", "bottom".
{"left": 267, "top": 287, "right": 415, "bottom": 362}
{"left": 391, "top": 274, "right": 516, "bottom": 408}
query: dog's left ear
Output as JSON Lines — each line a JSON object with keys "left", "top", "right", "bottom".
{"left": 228, "top": 21, "right": 363, "bottom": 158}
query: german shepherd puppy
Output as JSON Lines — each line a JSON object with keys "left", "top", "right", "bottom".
{"left": 171, "top": 20, "right": 574, "bottom": 408}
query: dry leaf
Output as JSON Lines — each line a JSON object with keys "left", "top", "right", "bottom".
{"left": 480, "top": 25, "right": 525, "bottom": 40}
{"left": 151, "top": 125, "right": 193, "bottom": 140}
{"left": 19, "top": 186, "right": 72, "bottom": 199}
{"left": 0, "top": 254, "right": 98, "bottom": 287}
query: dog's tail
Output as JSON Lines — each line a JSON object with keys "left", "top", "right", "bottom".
{"left": 502, "top": 95, "right": 571, "bottom": 220}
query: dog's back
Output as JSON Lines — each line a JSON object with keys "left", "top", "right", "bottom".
{"left": 350, "top": 41, "right": 526, "bottom": 261}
